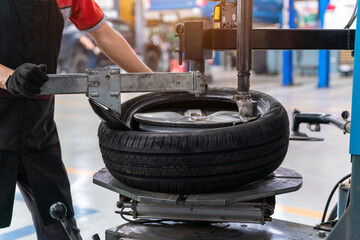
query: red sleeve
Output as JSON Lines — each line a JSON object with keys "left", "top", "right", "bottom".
{"left": 70, "top": 0, "right": 105, "bottom": 31}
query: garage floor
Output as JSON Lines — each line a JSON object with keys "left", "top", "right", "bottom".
{"left": 0, "top": 67, "right": 353, "bottom": 239}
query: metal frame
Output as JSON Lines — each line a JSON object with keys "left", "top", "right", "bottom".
{"left": 327, "top": 2, "right": 360, "bottom": 238}
{"left": 93, "top": 167, "right": 302, "bottom": 225}
{"left": 41, "top": 70, "right": 205, "bottom": 114}
{"left": 93, "top": 168, "right": 302, "bottom": 207}
{"left": 132, "top": 202, "right": 273, "bottom": 223}
{"left": 338, "top": 180, "right": 350, "bottom": 218}
{"left": 203, "top": 29, "right": 355, "bottom": 51}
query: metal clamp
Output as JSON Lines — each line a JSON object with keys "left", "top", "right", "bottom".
{"left": 87, "top": 69, "right": 121, "bottom": 114}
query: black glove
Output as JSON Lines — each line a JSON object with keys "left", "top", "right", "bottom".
{"left": 5, "top": 63, "right": 49, "bottom": 98}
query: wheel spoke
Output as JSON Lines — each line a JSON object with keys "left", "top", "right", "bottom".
{"left": 134, "top": 109, "right": 244, "bottom": 125}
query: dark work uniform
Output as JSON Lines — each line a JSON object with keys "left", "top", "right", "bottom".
{"left": 0, "top": 0, "right": 80, "bottom": 238}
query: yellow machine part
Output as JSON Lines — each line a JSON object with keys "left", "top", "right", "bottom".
{"left": 214, "top": 6, "right": 221, "bottom": 21}
{"left": 119, "top": 0, "right": 135, "bottom": 26}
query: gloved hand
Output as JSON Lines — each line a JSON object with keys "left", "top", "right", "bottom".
{"left": 5, "top": 63, "right": 49, "bottom": 98}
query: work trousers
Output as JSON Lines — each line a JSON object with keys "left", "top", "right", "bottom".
{"left": 17, "top": 158, "right": 82, "bottom": 240}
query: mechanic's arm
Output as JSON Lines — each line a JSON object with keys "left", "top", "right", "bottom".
{"left": 0, "top": 63, "right": 48, "bottom": 97}
{"left": 0, "top": 64, "right": 14, "bottom": 90}
{"left": 89, "top": 23, "right": 152, "bottom": 73}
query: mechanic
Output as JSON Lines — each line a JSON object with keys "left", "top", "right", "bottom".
{"left": 0, "top": 0, "right": 152, "bottom": 239}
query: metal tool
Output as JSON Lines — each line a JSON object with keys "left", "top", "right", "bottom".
{"left": 89, "top": 99, "right": 131, "bottom": 130}
{"left": 50, "top": 202, "right": 102, "bottom": 240}
{"left": 49, "top": 202, "right": 79, "bottom": 240}
{"left": 290, "top": 109, "right": 351, "bottom": 141}
{"left": 41, "top": 70, "right": 205, "bottom": 115}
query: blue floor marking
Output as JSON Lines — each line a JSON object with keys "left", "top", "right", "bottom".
{"left": 0, "top": 226, "right": 35, "bottom": 240}
{"left": 0, "top": 204, "right": 98, "bottom": 240}
{"left": 73, "top": 206, "right": 98, "bottom": 219}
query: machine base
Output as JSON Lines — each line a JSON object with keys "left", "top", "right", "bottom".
{"left": 93, "top": 167, "right": 303, "bottom": 224}
{"left": 105, "top": 219, "right": 326, "bottom": 240}
{"left": 93, "top": 167, "right": 302, "bottom": 206}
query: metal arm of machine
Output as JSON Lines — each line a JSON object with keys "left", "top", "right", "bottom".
{"left": 236, "top": 0, "right": 252, "bottom": 97}
{"left": 179, "top": 25, "right": 356, "bottom": 59}
{"left": 206, "top": 28, "right": 355, "bottom": 50}
{"left": 40, "top": 69, "right": 205, "bottom": 114}
{"left": 292, "top": 110, "right": 351, "bottom": 134}
{"left": 176, "top": 1, "right": 355, "bottom": 120}
{"left": 234, "top": 0, "right": 258, "bottom": 119}
{"left": 290, "top": 109, "right": 351, "bottom": 141}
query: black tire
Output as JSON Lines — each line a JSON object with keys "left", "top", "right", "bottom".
{"left": 98, "top": 89, "right": 290, "bottom": 194}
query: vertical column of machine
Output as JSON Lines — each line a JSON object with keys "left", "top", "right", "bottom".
{"left": 328, "top": 2, "right": 360, "bottom": 238}
{"left": 236, "top": 0, "right": 252, "bottom": 96}
{"left": 234, "top": 0, "right": 258, "bottom": 119}
{"left": 348, "top": 0, "right": 360, "bottom": 235}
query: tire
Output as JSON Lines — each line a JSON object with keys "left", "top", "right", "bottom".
{"left": 98, "top": 89, "right": 290, "bottom": 194}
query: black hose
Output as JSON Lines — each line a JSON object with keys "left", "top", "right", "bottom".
{"left": 321, "top": 174, "right": 351, "bottom": 223}
{"left": 345, "top": 0, "right": 358, "bottom": 29}
{"left": 119, "top": 207, "right": 168, "bottom": 224}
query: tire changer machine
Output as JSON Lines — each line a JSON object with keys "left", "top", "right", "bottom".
{"left": 42, "top": 0, "right": 360, "bottom": 239}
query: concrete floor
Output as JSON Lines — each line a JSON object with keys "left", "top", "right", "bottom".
{"left": 0, "top": 67, "right": 353, "bottom": 239}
